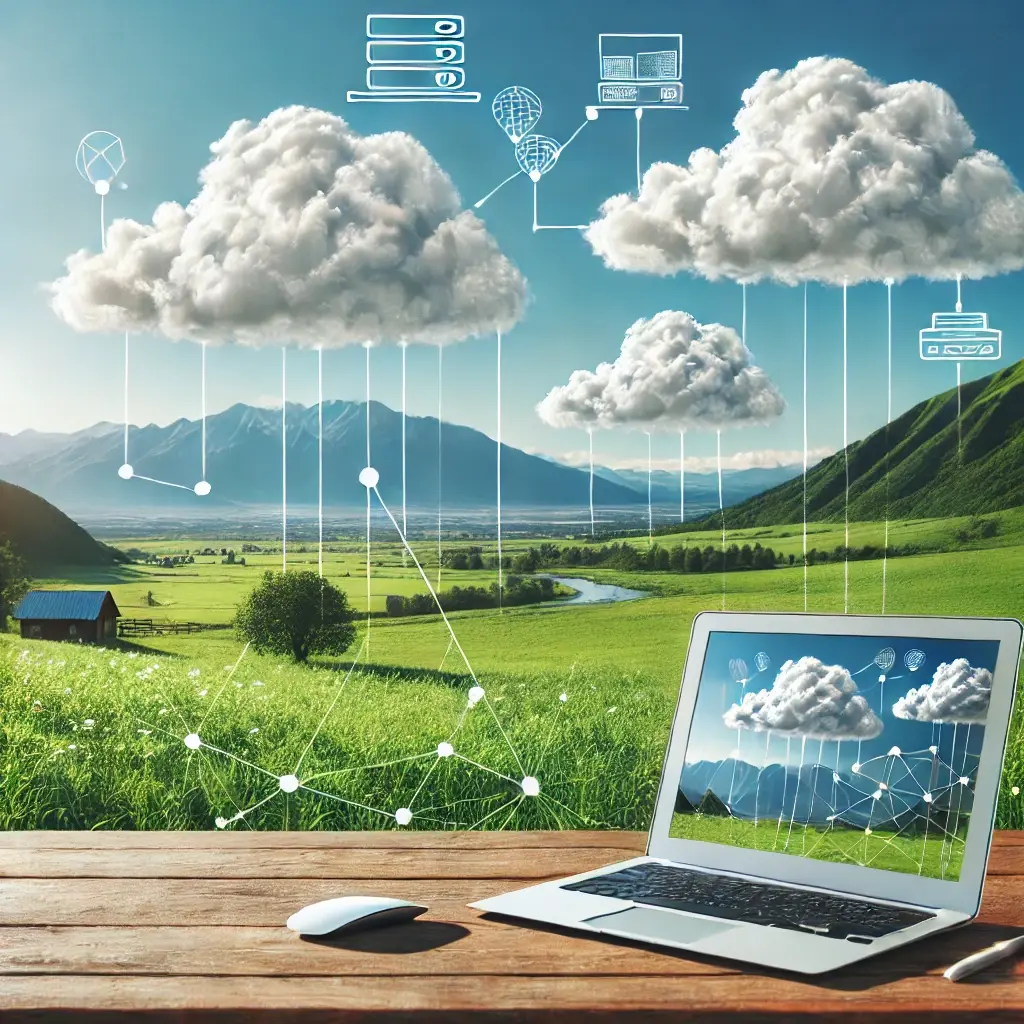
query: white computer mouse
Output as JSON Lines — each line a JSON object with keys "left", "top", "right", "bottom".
{"left": 286, "top": 896, "right": 428, "bottom": 937}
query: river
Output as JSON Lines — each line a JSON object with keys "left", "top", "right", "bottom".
{"left": 540, "top": 575, "right": 649, "bottom": 607}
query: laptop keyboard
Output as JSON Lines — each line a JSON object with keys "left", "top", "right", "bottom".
{"left": 561, "top": 862, "right": 935, "bottom": 941}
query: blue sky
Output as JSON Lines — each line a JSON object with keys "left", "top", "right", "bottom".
{"left": 1, "top": 0, "right": 1022, "bottom": 472}
{"left": 683, "top": 630, "right": 1000, "bottom": 767}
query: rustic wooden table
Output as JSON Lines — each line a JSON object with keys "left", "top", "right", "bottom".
{"left": 0, "top": 830, "right": 1022, "bottom": 1021}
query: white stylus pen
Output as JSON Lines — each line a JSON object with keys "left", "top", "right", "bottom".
{"left": 944, "top": 934, "right": 1024, "bottom": 981}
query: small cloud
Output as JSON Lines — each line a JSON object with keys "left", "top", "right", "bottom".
{"left": 50, "top": 106, "right": 526, "bottom": 347}
{"left": 724, "top": 656, "right": 883, "bottom": 740}
{"left": 536, "top": 310, "right": 784, "bottom": 433}
{"left": 892, "top": 659, "right": 991, "bottom": 724}
{"left": 535, "top": 446, "right": 832, "bottom": 473}
{"left": 585, "top": 57, "right": 1024, "bottom": 285}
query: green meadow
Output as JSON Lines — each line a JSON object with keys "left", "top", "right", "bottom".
{"left": 668, "top": 812, "right": 967, "bottom": 881}
{"left": 2, "top": 507, "right": 1023, "bottom": 832}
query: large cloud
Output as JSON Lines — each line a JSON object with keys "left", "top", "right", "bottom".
{"left": 585, "top": 57, "right": 1024, "bottom": 285}
{"left": 50, "top": 106, "right": 526, "bottom": 347}
{"left": 723, "top": 656, "right": 883, "bottom": 740}
{"left": 535, "top": 310, "right": 784, "bottom": 432}
{"left": 892, "top": 659, "right": 992, "bottom": 724}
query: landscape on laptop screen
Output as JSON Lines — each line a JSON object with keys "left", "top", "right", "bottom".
{"left": 669, "top": 631, "right": 1000, "bottom": 881}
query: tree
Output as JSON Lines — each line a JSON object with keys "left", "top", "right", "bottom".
{"left": 234, "top": 570, "right": 357, "bottom": 663}
{"left": 685, "top": 546, "right": 703, "bottom": 573}
{"left": 0, "top": 540, "right": 29, "bottom": 630}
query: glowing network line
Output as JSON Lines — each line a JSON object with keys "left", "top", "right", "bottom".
{"left": 802, "top": 283, "right": 808, "bottom": 611}
{"left": 883, "top": 279, "right": 893, "bottom": 614}
{"left": 843, "top": 278, "right": 849, "bottom": 614}
{"left": 679, "top": 429, "right": 686, "bottom": 526}
{"left": 645, "top": 431, "right": 653, "bottom": 545}
{"left": 282, "top": 347, "right": 288, "bottom": 572}
{"left": 497, "top": 330, "right": 504, "bottom": 607}
{"left": 142, "top": 463, "right": 604, "bottom": 834}
{"left": 717, "top": 428, "right": 726, "bottom": 611}
{"left": 437, "top": 344, "right": 443, "bottom": 590}
{"left": 588, "top": 429, "right": 596, "bottom": 537}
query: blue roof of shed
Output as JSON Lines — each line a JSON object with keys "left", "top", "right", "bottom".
{"left": 13, "top": 590, "right": 118, "bottom": 621}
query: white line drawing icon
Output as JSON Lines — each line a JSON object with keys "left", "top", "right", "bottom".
{"left": 347, "top": 14, "right": 481, "bottom": 103}
{"left": 595, "top": 33, "right": 685, "bottom": 109}
{"left": 515, "top": 134, "right": 560, "bottom": 182}
{"left": 919, "top": 274, "right": 1001, "bottom": 361}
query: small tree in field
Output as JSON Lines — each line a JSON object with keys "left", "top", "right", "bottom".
{"left": 234, "top": 570, "right": 357, "bottom": 663}
{"left": 0, "top": 540, "right": 29, "bottom": 631}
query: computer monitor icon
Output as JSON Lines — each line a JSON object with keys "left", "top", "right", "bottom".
{"left": 597, "top": 33, "right": 684, "bottom": 108}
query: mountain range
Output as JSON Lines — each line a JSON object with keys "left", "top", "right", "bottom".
{"left": 718, "top": 359, "right": 1024, "bottom": 528}
{"left": 678, "top": 756, "right": 972, "bottom": 834}
{"left": 0, "top": 402, "right": 801, "bottom": 514}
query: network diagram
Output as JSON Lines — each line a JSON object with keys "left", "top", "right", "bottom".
{"left": 677, "top": 643, "right": 992, "bottom": 879}
{"left": 47, "top": 18, "right": 1024, "bottom": 832}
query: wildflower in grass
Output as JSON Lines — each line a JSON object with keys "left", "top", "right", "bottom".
{"left": 137, "top": 729, "right": 152, "bottom": 736}
{"left": 1013, "top": 786, "right": 1020, "bottom": 796}
{"left": 158, "top": 708, "right": 168, "bottom": 715}
{"left": 64, "top": 688, "right": 72, "bottom": 695}
{"left": 560, "top": 693, "right": 568, "bottom": 702}
{"left": 607, "top": 707, "right": 617, "bottom": 714}
{"left": 127, "top": 652, "right": 138, "bottom": 659}
{"left": 31, "top": 700, "right": 42, "bottom": 712}
{"left": 252, "top": 681, "right": 264, "bottom": 687}
{"left": 82, "top": 719, "right": 94, "bottom": 729}
{"left": 198, "top": 689, "right": 208, "bottom": 697}
{"left": 68, "top": 744, "right": 76, "bottom": 751}
{"left": 234, "top": 682, "right": 243, "bottom": 688}
{"left": 249, "top": 727, "right": 259, "bottom": 734}
{"left": 188, "top": 669, "right": 201, "bottom": 678}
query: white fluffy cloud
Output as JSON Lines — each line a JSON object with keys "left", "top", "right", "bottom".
{"left": 892, "top": 659, "right": 992, "bottom": 724}
{"left": 535, "top": 310, "right": 784, "bottom": 432}
{"left": 586, "top": 57, "right": 1024, "bottom": 285}
{"left": 723, "top": 656, "right": 883, "bottom": 740}
{"left": 50, "top": 106, "right": 526, "bottom": 347}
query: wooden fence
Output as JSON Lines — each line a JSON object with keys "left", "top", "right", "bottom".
{"left": 118, "top": 618, "right": 222, "bottom": 637}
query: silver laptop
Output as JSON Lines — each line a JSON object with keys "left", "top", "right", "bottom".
{"left": 471, "top": 611, "right": 1023, "bottom": 974}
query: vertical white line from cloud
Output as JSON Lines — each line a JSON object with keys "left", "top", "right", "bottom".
{"left": 201, "top": 341, "right": 207, "bottom": 481}
{"left": 717, "top": 428, "right": 725, "bottom": 611}
{"left": 123, "top": 332, "right": 129, "bottom": 467}
{"left": 680, "top": 429, "right": 685, "bottom": 526}
{"left": 532, "top": 180, "right": 538, "bottom": 232}
{"left": 742, "top": 282, "right": 747, "bottom": 351}
{"left": 99, "top": 192, "right": 105, "bottom": 251}
{"left": 364, "top": 342, "right": 372, "bottom": 648}
{"left": 883, "top": 279, "right": 893, "bottom": 614}
{"left": 589, "top": 429, "right": 595, "bottom": 538}
{"left": 437, "top": 344, "right": 443, "bottom": 591}
{"left": 497, "top": 330, "right": 503, "bottom": 610}
{"left": 843, "top": 280, "right": 849, "bottom": 615}
{"left": 646, "top": 431, "right": 653, "bottom": 546}
{"left": 802, "top": 283, "right": 808, "bottom": 611}
{"left": 282, "top": 347, "right": 287, "bottom": 573}
{"left": 956, "top": 361, "right": 962, "bottom": 460}
{"left": 317, "top": 345, "right": 323, "bottom": 579}
{"left": 401, "top": 343, "right": 407, "bottom": 540}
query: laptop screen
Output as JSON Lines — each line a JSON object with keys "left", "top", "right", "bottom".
{"left": 670, "top": 630, "right": 1001, "bottom": 883}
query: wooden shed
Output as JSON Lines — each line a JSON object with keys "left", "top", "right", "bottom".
{"left": 13, "top": 590, "right": 121, "bottom": 643}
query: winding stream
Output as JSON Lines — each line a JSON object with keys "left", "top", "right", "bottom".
{"left": 540, "top": 575, "right": 649, "bottom": 607}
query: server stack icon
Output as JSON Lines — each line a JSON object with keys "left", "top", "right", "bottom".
{"left": 346, "top": 14, "right": 481, "bottom": 103}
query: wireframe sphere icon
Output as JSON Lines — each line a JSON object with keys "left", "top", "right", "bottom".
{"left": 75, "top": 131, "right": 126, "bottom": 188}
{"left": 359, "top": 466, "right": 379, "bottom": 489}
{"left": 117, "top": 463, "right": 134, "bottom": 480}
{"left": 194, "top": 480, "right": 212, "bottom": 496}
{"left": 492, "top": 86, "right": 542, "bottom": 144}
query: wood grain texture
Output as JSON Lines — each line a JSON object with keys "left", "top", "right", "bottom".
{"left": 0, "top": 830, "right": 1021, "bottom": 1021}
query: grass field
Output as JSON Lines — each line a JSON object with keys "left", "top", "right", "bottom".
{"left": 3, "top": 509, "right": 1024, "bottom": 832}
{"left": 668, "top": 812, "right": 967, "bottom": 880}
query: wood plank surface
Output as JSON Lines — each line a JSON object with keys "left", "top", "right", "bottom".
{"left": 0, "top": 830, "right": 1022, "bottom": 1021}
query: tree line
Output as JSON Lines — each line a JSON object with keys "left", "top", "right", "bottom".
{"left": 443, "top": 539, "right": 928, "bottom": 575}
{"left": 385, "top": 575, "right": 557, "bottom": 617}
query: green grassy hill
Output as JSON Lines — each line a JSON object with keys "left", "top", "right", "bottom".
{"left": 0, "top": 479, "right": 126, "bottom": 571}
{"left": 719, "top": 359, "right": 1024, "bottom": 528}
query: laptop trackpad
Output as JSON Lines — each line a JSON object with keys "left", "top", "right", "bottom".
{"left": 585, "top": 907, "right": 737, "bottom": 945}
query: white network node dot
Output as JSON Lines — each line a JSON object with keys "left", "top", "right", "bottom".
{"left": 929, "top": 745, "right": 939, "bottom": 755}
{"left": 468, "top": 686, "right": 485, "bottom": 706}
{"left": 852, "top": 762, "right": 861, "bottom": 774}
{"left": 559, "top": 693, "right": 568, "bottom": 702}
{"left": 878, "top": 674, "right": 886, "bottom": 683}
{"left": 279, "top": 774, "right": 300, "bottom": 793}
{"left": 872, "top": 790, "right": 882, "bottom": 801}
{"left": 879, "top": 782, "right": 888, "bottom": 792}
{"left": 887, "top": 746, "right": 901, "bottom": 757}
{"left": 194, "top": 480, "right": 212, "bottom": 496}
{"left": 585, "top": 106, "right": 599, "bottom": 120}
{"left": 832, "top": 772, "right": 841, "bottom": 784}
{"left": 359, "top": 466, "right": 379, "bottom": 489}
{"left": 94, "top": 179, "right": 110, "bottom": 196}
{"left": 923, "top": 793, "right": 933, "bottom": 803}
{"left": 118, "top": 464, "right": 134, "bottom": 480}
{"left": 865, "top": 827, "right": 873, "bottom": 836}
{"left": 960, "top": 776, "right": 970, "bottom": 786}
{"left": 395, "top": 807, "right": 413, "bottom": 826}
{"left": 521, "top": 776, "right": 540, "bottom": 797}
{"left": 215, "top": 817, "right": 228, "bottom": 829}
{"left": 184, "top": 733, "right": 201, "bottom": 750}
{"left": 437, "top": 742, "right": 454, "bottom": 758}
